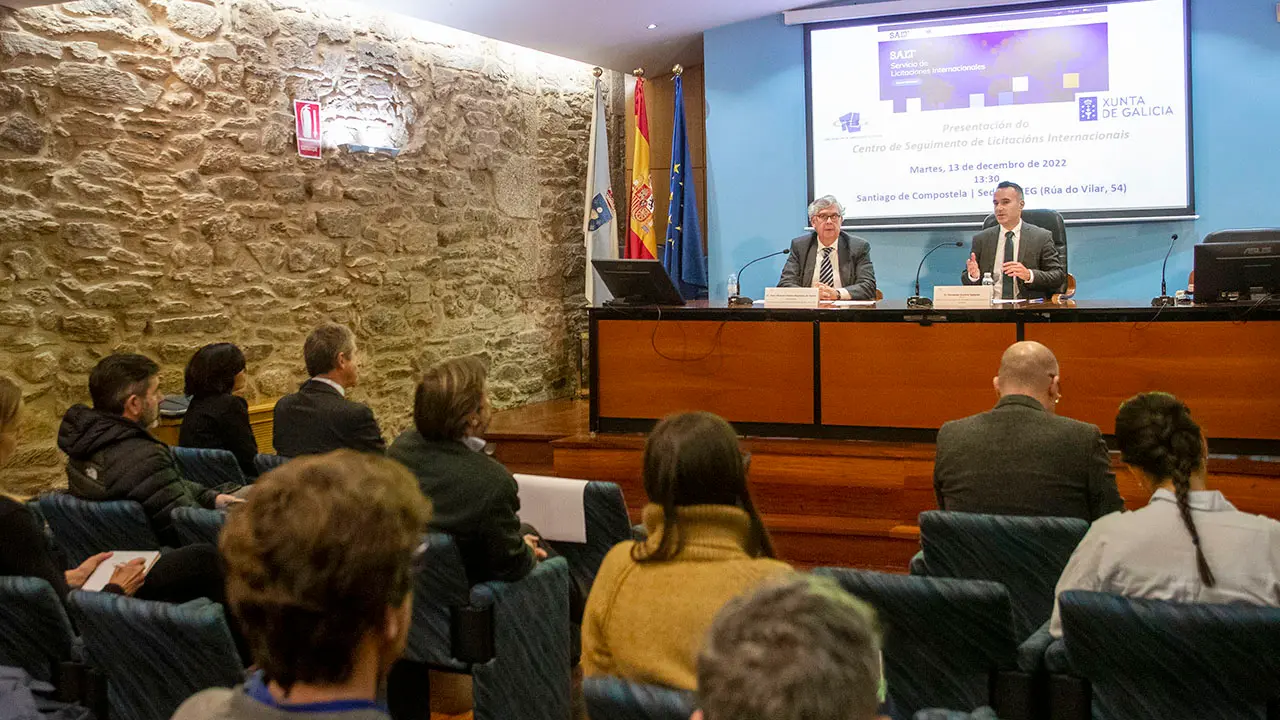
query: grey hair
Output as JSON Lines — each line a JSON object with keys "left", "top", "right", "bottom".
{"left": 807, "top": 195, "right": 845, "bottom": 219}
{"left": 697, "top": 575, "right": 882, "bottom": 720}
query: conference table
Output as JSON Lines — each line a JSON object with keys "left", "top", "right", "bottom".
{"left": 588, "top": 299, "right": 1280, "bottom": 453}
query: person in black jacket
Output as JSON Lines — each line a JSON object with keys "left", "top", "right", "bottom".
{"left": 388, "top": 356, "right": 542, "bottom": 586}
{"left": 1, "top": 375, "right": 229, "bottom": 608}
{"left": 58, "top": 354, "right": 243, "bottom": 546}
{"left": 178, "top": 343, "right": 258, "bottom": 477}
{"left": 273, "top": 323, "right": 385, "bottom": 458}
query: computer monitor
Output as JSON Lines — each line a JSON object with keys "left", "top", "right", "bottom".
{"left": 1203, "top": 228, "right": 1280, "bottom": 244}
{"left": 591, "top": 259, "right": 686, "bottom": 306}
{"left": 1193, "top": 239, "right": 1280, "bottom": 303}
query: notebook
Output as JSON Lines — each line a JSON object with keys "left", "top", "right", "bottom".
{"left": 82, "top": 551, "right": 161, "bottom": 592}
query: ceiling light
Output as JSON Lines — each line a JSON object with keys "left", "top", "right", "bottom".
{"left": 646, "top": 23, "right": 657, "bottom": 30}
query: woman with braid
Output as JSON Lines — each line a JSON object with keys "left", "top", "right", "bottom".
{"left": 1049, "top": 392, "right": 1280, "bottom": 637}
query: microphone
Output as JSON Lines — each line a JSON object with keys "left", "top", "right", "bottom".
{"left": 728, "top": 248, "right": 790, "bottom": 307}
{"left": 906, "top": 241, "right": 965, "bottom": 309}
{"left": 1151, "top": 233, "right": 1178, "bottom": 307}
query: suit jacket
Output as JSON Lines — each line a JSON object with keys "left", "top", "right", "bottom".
{"left": 961, "top": 222, "right": 1065, "bottom": 300}
{"left": 178, "top": 393, "right": 258, "bottom": 477}
{"left": 933, "top": 394, "right": 1124, "bottom": 522}
{"left": 272, "top": 380, "right": 385, "bottom": 458}
{"left": 777, "top": 231, "right": 877, "bottom": 300}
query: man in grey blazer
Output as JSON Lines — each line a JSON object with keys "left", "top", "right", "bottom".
{"left": 777, "top": 195, "right": 877, "bottom": 301}
{"left": 933, "top": 341, "right": 1124, "bottom": 522}
{"left": 962, "top": 181, "right": 1065, "bottom": 301}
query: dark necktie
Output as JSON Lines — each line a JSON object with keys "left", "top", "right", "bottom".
{"left": 1002, "top": 231, "right": 1016, "bottom": 299}
{"left": 820, "top": 246, "right": 835, "bottom": 287}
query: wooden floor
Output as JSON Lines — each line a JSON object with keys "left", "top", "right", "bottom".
{"left": 490, "top": 399, "right": 1280, "bottom": 572}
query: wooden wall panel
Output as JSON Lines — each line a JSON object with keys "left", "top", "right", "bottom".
{"left": 1026, "top": 322, "right": 1280, "bottom": 440}
{"left": 596, "top": 320, "right": 813, "bottom": 423}
{"left": 821, "top": 323, "right": 1014, "bottom": 428}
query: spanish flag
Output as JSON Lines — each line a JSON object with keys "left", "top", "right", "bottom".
{"left": 626, "top": 75, "right": 657, "bottom": 260}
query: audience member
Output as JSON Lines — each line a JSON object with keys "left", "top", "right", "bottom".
{"left": 695, "top": 575, "right": 886, "bottom": 720}
{"left": 172, "top": 450, "right": 430, "bottom": 720}
{"left": 273, "top": 324, "right": 385, "bottom": 458}
{"left": 387, "top": 356, "right": 542, "bottom": 586}
{"left": 179, "top": 343, "right": 259, "bottom": 478}
{"left": 933, "top": 341, "right": 1123, "bottom": 521}
{"left": 0, "top": 376, "right": 229, "bottom": 607}
{"left": 58, "top": 354, "right": 242, "bottom": 546}
{"left": 582, "top": 411, "right": 792, "bottom": 690}
{"left": 1050, "top": 392, "right": 1280, "bottom": 637}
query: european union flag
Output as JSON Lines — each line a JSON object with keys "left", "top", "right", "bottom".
{"left": 662, "top": 73, "right": 708, "bottom": 300}
{"left": 1079, "top": 96, "right": 1098, "bottom": 122}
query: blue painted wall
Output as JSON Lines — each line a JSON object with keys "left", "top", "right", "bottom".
{"left": 705, "top": 0, "right": 1280, "bottom": 301}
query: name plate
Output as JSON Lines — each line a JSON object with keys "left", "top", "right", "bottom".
{"left": 764, "top": 286, "right": 820, "bottom": 309}
{"left": 933, "top": 285, "right": 992, "bottom": 309}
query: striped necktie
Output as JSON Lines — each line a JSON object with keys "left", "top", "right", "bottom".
{"left": 1002, "top": 231, "right": 1016, "bottom": 299}
{"left": 820, "top": 246, "right": 835, "bottom": 287}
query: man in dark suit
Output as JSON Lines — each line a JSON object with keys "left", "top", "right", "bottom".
{"left": 962, "top": 181, "right": 1065, "bottom": 301}
{"left": 933, "top": 341, "right": 1124, "bottom": 521}
{"left": 273, "top": 323, "right": 385, "bottom": 458}
{"left": 777, "top": 195, "right": 877, "bottom": 301}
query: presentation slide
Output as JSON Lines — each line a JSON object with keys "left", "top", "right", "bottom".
{"left": 808, "top": 0, "right": 1191, "bottom": 224}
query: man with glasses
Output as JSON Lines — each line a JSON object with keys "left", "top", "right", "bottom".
{"left": 933, "top": 341, "right": 1123, "bottom": 522}
{"left": 777, "top": 195, "right": 878, "bottom": 301}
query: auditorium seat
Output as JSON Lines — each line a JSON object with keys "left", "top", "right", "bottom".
{"left": 397, "top": 532, "right": 572, "bottom": 720}
{"left": 0, "top": 577, "right": 77, "bottom": 683}
{"left": 170, "top": 507, "right": 226, "bottom": 546}
{"left": 1050, "top": 591, "right": 1280, "bottom": 720}
{"left": 171, "top": 447, "right": 247, "bottom": 489}
{"left": 253, "top": 453, "right": 289, "bottom": 475}
{"left": 915, "top": 511, "right": 1089, "bottom": 639}
{"left": 814, "top": 568, "right": 1021, "bottom": 720}
{"left": 68, "top": 591, "right": 243, "bottom": 720}
{"left": 982, "top": 209, "right": 1074, "bottom": 299}
{"left": 583, "top": 675, "right": 695, "bottom": 720}
{"left": 38, "top": 494, "right": 160, "bottom": 568}
{"left": 540, "top": 480, "right": 632, "bottom": 596}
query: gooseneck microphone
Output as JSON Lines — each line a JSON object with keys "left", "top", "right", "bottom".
{"left": 728, "top": 248, "right": 790, "bottom": 307}
{"left": 907, "top": 241, "right": 965, "bottom": 309}
{"left": 1151, "top": 233, "right": 1178, "bottom": 307}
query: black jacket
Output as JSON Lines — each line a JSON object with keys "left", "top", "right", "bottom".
{"left": 58, "top": 405, "right": 218, "bottom": 546}
{"left": 0, "top": 496, "right": 73, "bottom": 598}
{"left": 178, "top": 394, "right": 258, "bottom": 477}
{"left": 777, "top": 231, "right": 878, "bottom": 300}
{"left": 387, "top": 430, "right": 535, "bottom": 586}
{"left": 933, "top": 395, "right": 1124, "bottom": 521}
{"left": 272, "top": 380, "right": 385, "bottom": 458}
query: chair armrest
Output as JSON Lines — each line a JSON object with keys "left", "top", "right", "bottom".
{"left": 1017, "top": 621, "right": 1054, "bottom": 672}
{"left": 908, "top": 550, "right": 928, "bottom": 576}
{"left": 1044, "top": 638, "right": 1071, "bottom": 674}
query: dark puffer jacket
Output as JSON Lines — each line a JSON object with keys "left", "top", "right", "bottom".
{"left": 58, "top": 405, "right": 218, "bottom": 546}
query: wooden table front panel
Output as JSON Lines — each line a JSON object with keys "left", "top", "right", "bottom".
{"left": 1025, "top": 321, "right": 1280, "bottom": 440}
{"left": 596, "top": 319, "right": 814, "bottom": 424}
{"left": 821, "top": 323, "right": 1015, "bottom": 428}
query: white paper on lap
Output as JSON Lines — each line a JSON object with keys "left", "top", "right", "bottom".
{"left": 513, "top": 474, "right": 589, "bottom": 543}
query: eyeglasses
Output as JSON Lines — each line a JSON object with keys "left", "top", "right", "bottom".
{"left": 814, "top": 213, "right": 842, "bottom": 223}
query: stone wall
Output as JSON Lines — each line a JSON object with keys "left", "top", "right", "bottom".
{"left": 0, "top": 0, "right": 626, "bottom": 494}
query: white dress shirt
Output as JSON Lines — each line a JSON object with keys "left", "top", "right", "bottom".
{"left": 969, "top": 220, "right": 1036, "bottom": 293}
{"left": 808, "top": 241, "right": 852, "bottom": 300}
{"left": 310, "top": 376, "right": 346, "bottom": 397}
{"left": 1050, "top": 488, "right": 1280, "bottom": 637}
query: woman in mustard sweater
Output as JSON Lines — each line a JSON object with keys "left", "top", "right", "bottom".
{"left": 582, "top": 411, "right": 793, "bottom": 690}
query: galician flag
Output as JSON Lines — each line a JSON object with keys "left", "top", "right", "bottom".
{"left": 626, "top": 75, "right": 657, "bottom": 260}
{"left": 583, "top": 72, "right": 617, "bottom": 305}
{"left": 661, "top": 71, "right": 708, "bottom": 299}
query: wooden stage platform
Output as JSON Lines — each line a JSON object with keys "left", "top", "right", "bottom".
{"left": 489, "top": 398, "right": 1280, "bottom": 572}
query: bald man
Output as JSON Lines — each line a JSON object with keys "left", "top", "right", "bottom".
{"left": 933, "top": 341, "right": 1123, "bottom": 521}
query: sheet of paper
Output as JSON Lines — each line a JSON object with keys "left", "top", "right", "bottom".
{"left": 513, "top": 474, "right": 588, "bottom": 543}
{"left": 82, "top": 551, "right": 160, "bottom": 592}
{"left": 831, "top": 300, "right": 878, "bottom": 307}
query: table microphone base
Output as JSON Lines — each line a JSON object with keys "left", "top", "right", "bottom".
{"left": 728, "top": 295, "right": 755, "bottom": 308}
{"left": 906, "top": 296, "right": 934, "bottom": 309}
{"left": 1151, "top": 295, "right": 1175, "bottom": 307}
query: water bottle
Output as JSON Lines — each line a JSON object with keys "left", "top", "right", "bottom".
{"left": 728, "top": 272, "right": 739, "bottom": 298}
{"left": 981, "top": 272, "right": 995, "bottom": 304}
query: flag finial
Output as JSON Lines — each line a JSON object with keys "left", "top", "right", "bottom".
{"left": 592, "top": 66, "right": 603, "bottom": 78}
{"left": 672, "top": 64, "right": 683, "bottom": 76}
{"left": 633, "top": 67, "right": 645, "bottom": 78}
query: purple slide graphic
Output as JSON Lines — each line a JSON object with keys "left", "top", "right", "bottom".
{"left": 879, "top": 23, "right": 1109, "bottom": 112}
